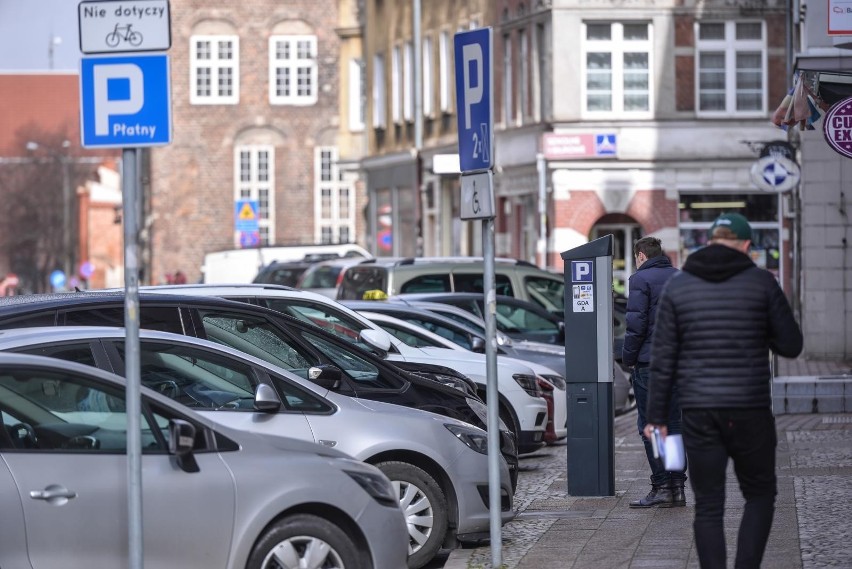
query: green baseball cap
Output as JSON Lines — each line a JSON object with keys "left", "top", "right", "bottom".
{"left": 708, "top": 213, "right": 752, "bottom": 240}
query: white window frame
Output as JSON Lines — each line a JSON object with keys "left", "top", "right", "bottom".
{"left": 373, "top": 53, "right": 386, "bottom": 128}
{"left": 269, "top": 35, "right": 318, "bottom": 106}
{"left": 349, "top": 58, "right": 365, "bottom": 131}
{"left": 422, "top": 36, "right": 434, "bottom": 118}
{"left": 314, "top": 147, "right": 355, "bottom": 244}
{"left": 439, "top": 30, "right": 452, "bottom": 113}
{"left": 392, "top": 45, "right": 402, "bottom": 124}
{"left": 581, "top": 22, "right": 653, "bottom": 117}
{"left": 695, "top": 21, "right": 767, "bottom": 117}
{"left": 503, "top": 33, "right": 513, "bottom": 125}
{"left": 234, "top": 145, "right": 275, "bottom": 247}
{"left": 190, "top": 35, "right": 239, "bottom": 105}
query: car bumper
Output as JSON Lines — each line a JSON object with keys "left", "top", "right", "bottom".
{"left": 450, "top": 451, "right": 516, "bottom": 539}
{"left": 356, "top": 496, "right": 410, "bottom": 569}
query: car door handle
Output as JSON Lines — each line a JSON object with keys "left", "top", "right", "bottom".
{"left": 30, "top": 485, "right": 77, "bottom": 504}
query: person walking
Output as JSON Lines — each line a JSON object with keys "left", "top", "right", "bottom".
{"left": 622, "top": 236, "right": 685, "bottom": 508}
{"left": 645, "top": 213, "right": 803, "bottom": 569}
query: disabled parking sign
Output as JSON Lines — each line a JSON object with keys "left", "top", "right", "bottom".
{"left": 79, "top": 53, "right": 172, "bottom": 148}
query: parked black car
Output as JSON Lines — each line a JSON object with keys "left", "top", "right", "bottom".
{"left": 0, "top": 292, "right": 519, "bottom": 489}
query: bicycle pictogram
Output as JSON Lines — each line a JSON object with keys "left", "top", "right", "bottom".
{"left": 105, "top": 23, "right": 143, "bottom": 48}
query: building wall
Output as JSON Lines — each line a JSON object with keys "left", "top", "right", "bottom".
{"left": 798, "top": 130, "right": 852, "bottom": 359}
{"left": 151, "top": 0, "right": 343, "bottom": 283}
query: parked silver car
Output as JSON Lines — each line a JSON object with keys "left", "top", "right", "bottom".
{"left": 0, "top": 327, "right": 514, "bottom": 569}
{"left": 0, "top": 352, "right": 407, "bottom": 569}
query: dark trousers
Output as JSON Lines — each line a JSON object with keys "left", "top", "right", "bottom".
{"left": 633, "top": 365, "right": 686, "bottom": 486}
{"left": 682, "top": 408, "right": 777, "bottom": 569}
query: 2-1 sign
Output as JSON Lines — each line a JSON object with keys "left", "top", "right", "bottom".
{"left": 454, "top": 28, "right": 493, "bottom": 173}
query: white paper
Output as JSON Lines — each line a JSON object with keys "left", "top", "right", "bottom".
{"left": 663, "top": 434, "right": 686, "bottom": 471}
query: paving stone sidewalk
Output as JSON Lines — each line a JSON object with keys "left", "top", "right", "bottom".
{"left": 443, "top": 411, "right": 852, "bottom": 569}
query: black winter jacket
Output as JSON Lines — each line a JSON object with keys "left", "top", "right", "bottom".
{"left": 646, "top": 244, "right": 803, "bottom": 423}
{"left": 622, "top": 255, "right": 678, "bottom": 367}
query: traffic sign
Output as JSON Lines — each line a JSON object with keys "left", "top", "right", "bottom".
{"left": 234, "top": 200, "right": 260, "bottom": 233}
{"left": 454, "top": 28, "right": 493, "bottom": 173}
{"left": 79, "top": 53, "right": 172, "bottom": 148}
{"left": 460, "top": 171, "right": 494, "bottom": 220}
{"left": 79, "top": 0, "right": 171, "bottom": 54}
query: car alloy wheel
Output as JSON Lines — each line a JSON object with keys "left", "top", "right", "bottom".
{"left": 248, "top": 513, "right": 362, "bottom": 569}
{"left": 376, "top": 461, "right": 448, "bottom": 569}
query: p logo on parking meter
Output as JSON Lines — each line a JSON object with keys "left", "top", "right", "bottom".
{"left": 93, "top": 64, "right": 144, "bottom": 135}
{"left": 571, "top": 261, "right": 593, "bottom": 283}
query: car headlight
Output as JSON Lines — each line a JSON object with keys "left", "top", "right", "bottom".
{"left": 445, "top": 423, "right": 489, "bottom": 454}
{"left": 465, "top": 397, "right": 510, "bottom": 431}
{"left": 343, "top": 470, "right": 398, "bottom": 508}
{"left": 540, "top": 373, "right": 566, "bottom": 391}
{"left": 512, "top": 373, "right": 540, "bottom": 397}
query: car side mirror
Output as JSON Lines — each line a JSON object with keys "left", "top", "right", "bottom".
{"left": 254, "top": 383, "right": 282, "bottom": 413}
{"left": 168, "top": 419, "right": 200, "bottom": 473}
{"left": 470, "top": 336, "right": 486, "bottom": 353}
{"left": 360, "top": 328, "right": 392, "bottom": 356}
{"left": 308, "top": 365, "right": 343, "bottom": 390}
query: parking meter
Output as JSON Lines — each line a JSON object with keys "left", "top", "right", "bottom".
{"left": 561, "top": 235, "right": 615, "bottom": 496}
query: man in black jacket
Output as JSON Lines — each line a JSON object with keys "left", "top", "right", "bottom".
{"left": 623, "top": 236, "right": 685, "bottom": 508}
{"left": 645, "top": 213, "right": 803, "bottom": 569}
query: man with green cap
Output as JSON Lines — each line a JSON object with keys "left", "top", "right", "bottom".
{"left": 644, "top": 212, "right": 802, "bottom": 569}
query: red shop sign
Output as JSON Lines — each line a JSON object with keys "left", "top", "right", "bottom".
{"left": 823, "top": 96, "right": 852, "bottom": 159}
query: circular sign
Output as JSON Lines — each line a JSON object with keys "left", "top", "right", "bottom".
{"left": 823, "top": 96, "right": 852, "bottom": 159}
{"left": 749, "top": 155, "right": 801, "bottom": 193}
{"left": 50, "top": 270, "right": 66, "bottom": 289}
{"left": 79, "top": 261, "right": 95, "bottom": 279}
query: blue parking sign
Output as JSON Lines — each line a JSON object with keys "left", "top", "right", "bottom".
{"left": 80, "top": 54, "right": 172, "bottom": 148}
{"left": 454, "top": 28, "right": 493, "bottom": 172}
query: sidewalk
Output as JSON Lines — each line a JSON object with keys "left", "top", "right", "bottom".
{"left": 443, "top": 409, "right": 852, "bottom": 569}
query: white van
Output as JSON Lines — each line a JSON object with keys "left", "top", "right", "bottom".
{"left": 201, "top": 244, "right": 372, "bottom": 284}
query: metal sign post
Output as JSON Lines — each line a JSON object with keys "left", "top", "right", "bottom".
{"left": 78, "top": 3, "right": 172, "bottom": 567}
{"left": 454, "top": 26, "right": 500, "bottom": 567}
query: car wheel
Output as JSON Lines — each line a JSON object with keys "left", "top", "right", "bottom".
{"left": 376, "top": 461, "right": 448, "bottom": 569}
{"left": 247, "top": 513, "right": 362, "bottom": 569}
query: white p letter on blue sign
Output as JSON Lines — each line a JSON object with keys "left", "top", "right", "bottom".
{"left": 572, "top": 261, "right": 593, "bottom": 283}
{"left": 93, "top": 64, "right": 144, "bottom": 136}
{"left": 462, "top": 43, "right": 483, "bottom": 130}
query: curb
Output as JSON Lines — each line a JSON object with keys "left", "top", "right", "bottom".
{"left": 441, "top": 547, "right": 473, "bottom": 569}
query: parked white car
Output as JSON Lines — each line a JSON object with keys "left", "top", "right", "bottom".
{"left": 0, "top": 326, "right": 514, "bottom": 569}
{"left": 358, "top": 310, "right": 568, "bottom": 443}
{"left": 131, "top": 284, "right": 550, "bottom": 454}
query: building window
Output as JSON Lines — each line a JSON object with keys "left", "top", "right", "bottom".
{"left": 235, "top": 146, "right": 275, "bottom": 247}
{"left": 678, "top": 192, "right": 780, "bottom": 276}
{"left": 315, "top": 147, "right": 354, "bottom": 244}
{"left": 582, "top": 22, "right": 652, "bottom": 115}
{"left": 422, "top": 36, "right": 434, "bottom": 118}
{"left": 518, "top": 28, "right": 528, "bottom": 124}
{"left": 503, "top": 33, "right": 513, "bottom": 124}
{"left": 392, "top": 46, "right": 402, "bottom": 124}
{"left": 190, "top": 35, "right": 239, "bottom": 104}
{"left": 439, "top": 31, "right": 452, "bottom": 113}
{"left": 373, "top": 53, "right": 386, "bottom": 128}
{"left": 269, "top": 35, "right": 317, "bottom": 105}
{"left": 403, "top": 41, "right": 414, "bottom": 122}
{"left": 696, "top": 21, "right": 766, "bottom": 115}
{"left": 349, "top": 59, "right": 365, "bottom": 131}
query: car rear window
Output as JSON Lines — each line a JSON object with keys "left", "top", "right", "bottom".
{"left": 338, "top": 267, "right": 388, "bottom": 300}
{"left": 452, "top": 273, "right": 513, "bottom": 296}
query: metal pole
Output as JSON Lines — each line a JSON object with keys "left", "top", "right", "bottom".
{"left": 61, "top": 156, "right": 72, "bottom": 286}
{"left": 122, "top": 148, "right": 144, "bottom": 569}
{"left": 413, "top": 0, "right": 422, "bottom": 150}
{"left": 536, "top": 152, "right": 547, "bottom": 268}
{"left": 482, "top": 217, "right": 502, "bottom": 567}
